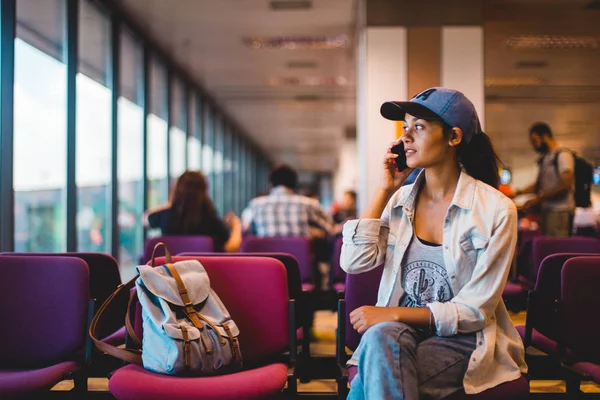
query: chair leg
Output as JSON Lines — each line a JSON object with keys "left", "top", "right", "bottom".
{"left": 298, "top": 324, "right": 311, "bottom": 383}
{"left": 72, "top": 372, "right": 88, "bottom": 395}
{"left": 566, "top": 376, "right": 582, "bottom": 399}
{"left": 337, "top": 375, "right": 348, "bottom": 400}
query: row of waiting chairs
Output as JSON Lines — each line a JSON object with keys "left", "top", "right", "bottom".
{"left": 2, "top": 236, "right": 598, "bottom": 398}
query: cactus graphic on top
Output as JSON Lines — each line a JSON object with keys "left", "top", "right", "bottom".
{"left": 413, "top": 269, "right": 430, "bottom": 305}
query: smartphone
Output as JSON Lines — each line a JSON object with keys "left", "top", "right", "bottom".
{"left": 391, "top": 142, "right": 408, "bottom": 172}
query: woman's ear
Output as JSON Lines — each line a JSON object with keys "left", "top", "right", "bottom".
{"left": 448, "top": 127, "right": 463, "bottom": 147}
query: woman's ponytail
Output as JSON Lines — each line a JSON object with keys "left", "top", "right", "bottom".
{"left": 456, "top": 132, "right": 501, "bottom": 189}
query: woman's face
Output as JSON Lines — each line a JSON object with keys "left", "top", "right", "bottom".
{"left": 401, "top": 113, "right": 455, "bottom": 169}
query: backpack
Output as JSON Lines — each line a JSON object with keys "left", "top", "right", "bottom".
{"left": 91, "top": 243, "right": 243, "bottom": 376}
{"left": 552, "top": 149, "right": 593, "bottom": 208}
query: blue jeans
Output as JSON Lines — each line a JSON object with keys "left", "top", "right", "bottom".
{"left": 348, "top": 322, "right": 476, "bottom": 400}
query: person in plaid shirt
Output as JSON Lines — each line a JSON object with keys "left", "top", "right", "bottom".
{"left": 245, "top": 164, "right": 333, "bottom": 238}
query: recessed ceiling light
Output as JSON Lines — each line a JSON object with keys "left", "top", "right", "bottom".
{"left": 485, "top": 77, "right": 544, "bottom": 87}
{"left": 515, "top": 60, "right": 549, "bottom": 68}
{"left": 243, "top": 35, "right": 348, "bottom": 50}
{"left": 506, "top": 35, "right": 599, "bottom": 50}
{"left": 269, "top": 0, "right": 312, "bottom": 11}
{"left": 267, "top": 76, "right": 347, "bottom": 86}
{"left": 286, "top": 60, "right": 318, "bottom": 69}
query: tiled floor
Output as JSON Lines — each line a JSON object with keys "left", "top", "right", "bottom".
{"left": 52, "top": 309, "right": 600, "bottom": 397}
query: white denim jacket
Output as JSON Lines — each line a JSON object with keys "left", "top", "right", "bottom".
{"left": 341, "top": 170, "right": 527, "bottom": 394}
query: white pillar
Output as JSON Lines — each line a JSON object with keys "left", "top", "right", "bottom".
{"left": 357, "top": 27, "right": 408, "bottom": 213}
{"left": 441, "top": 26, "right": 485, "bottom": 128}
{"left": 333, "top": 138, "right": 358, "bottom": 203}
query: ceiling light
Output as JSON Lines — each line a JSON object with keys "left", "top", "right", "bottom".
{"left": 515, "top": 60, "right": 549, "bottom": 68}
{"left": 269, "top": 0, "right": 312, "bottom": 11}
{"left": 506, "top": 35, "right": 599, "bottom": 50}
{"left": 286, "top": 60, "right": 317, "bottom": 69}
{"left": 485, "top": 77, "right": 544, "bottom": 87}
{"left": 243, "top": 35, "right": 348, "bottom": 50}
{"left": 267, "top": 76, "right": 348, "bottom": 86}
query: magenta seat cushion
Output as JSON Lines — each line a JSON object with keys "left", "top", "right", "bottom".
{"left": 0, "top": 361, "right": 79, "bottom": 397}
{"left": 503, "top": 282, "right": 524, "bottom": 297}
{"left": 109, "top": 363, "right": 288, "bottom": 400}
{"left": 571, "top": 362, "right": 600, "bottom": 384}
{"left": 301, "top": 283, "right": 315, "bottom": 292}
{"left": 101, "top": 326, "right": 127, "bottom": 346}
{"left": 333, "top": 282, "right": 346, "bottom": 293}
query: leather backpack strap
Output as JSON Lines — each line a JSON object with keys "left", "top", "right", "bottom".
{"left": 164, "top": 263, "right": 205, "bottom": 330}
{"left": 151, "top": 242, "right": 172, "bottom": 268}
{"left": 125, "top": 290, "right": 142, "bottom": 348}
{"left": 89, "top": 275, "right": 143, "bottom": 365}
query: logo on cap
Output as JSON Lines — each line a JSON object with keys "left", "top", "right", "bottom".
{"left": 413, "top": 88, "right": 436, "bottom": 102}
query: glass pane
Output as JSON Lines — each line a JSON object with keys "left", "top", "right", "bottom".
{"left": 187, "top": 93, "right": 201, "bottom": 171}
{"left": 118, "top": 29, "right": 144, "bottom": 268}
{"left": 14, "top": 0, "right": 66, "bottom": 252}
{"left": 202, "top": 106, "right": 214, "bottom": 191}
{"left": 213, "top": 115, "right": 224, "bottom": 215}
{"left": 148, "top": 57, "right": 168, "bottom": 209}
{"left": 223, "top": 125, "right": 233, "bottom": 213}
{"left": 76, "top": 0, "right": 111, "bottom": 253}
{"left": 170, "top": 77, "right": 186, "bottom": 180}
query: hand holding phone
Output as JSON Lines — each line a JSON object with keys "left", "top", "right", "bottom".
{"left": 390, "top": 142, "right": 408, "bottom": 172}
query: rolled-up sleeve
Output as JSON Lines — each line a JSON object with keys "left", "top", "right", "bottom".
{"left": 428, "top": 200, "right": 518, "bottom": 336}
{"left": 340, "top": 205, "right": 391, "bottom": 274}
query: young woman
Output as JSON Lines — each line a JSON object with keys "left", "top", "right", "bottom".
{"left": 144, "top": 171, "right": 242, "bottom": 252}
{"left": 341, "top": 87, "right": 527, "bottom": 399}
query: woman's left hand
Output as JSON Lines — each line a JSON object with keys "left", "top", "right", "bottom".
{"left": 349, "top": 306, "right": 399, "bottom": 334}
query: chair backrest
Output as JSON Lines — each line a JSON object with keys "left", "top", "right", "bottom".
{"left": 331, "top": 237, "right": 346, "bottom": 284}
{"left": 531, "top": 236, "right": 600, "bottom": 284}
{"left": 177, "top": 252, "right": 302, "bottom": 301}
{"left": 241, "top": 236, "right": 313, "bottom": 283}
{"left": 4, "top": 252, "right": 120, "bottom": 305}
{"left": 561, "top": 256, "right": 600, "bottom": 363}
{"left": 135, "top": 256, "right": 290, "bottom": 363}
{"left": 142, "top": 236, "right": 214, "bottom": 263}
{"left": 0, "top": 256, "right": 89, "bottom": 368}
{"left": 529, "top": 253, "right": 597, "bottom": 340}
{"left": 344, "top": 265, "right": 384, "bottom": 351}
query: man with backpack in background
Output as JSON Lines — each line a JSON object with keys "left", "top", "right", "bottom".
{"left": 513, "top": 122, "right": 593, "bottom": 237}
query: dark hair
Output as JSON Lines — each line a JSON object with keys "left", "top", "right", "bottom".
{"left": 441, "top": 121, "right": 501, "bottom": 189}
{"left": 167, "top": 171, "right": 217, "bottom": 234}
{"left": 345, "top": 190, "right": 357, "bottom": 201}
{"left": 529, "top": 122, "right": 552, "bottom": 138}
{"left": 270, "top": 164, "right": 298, "bottom": 189}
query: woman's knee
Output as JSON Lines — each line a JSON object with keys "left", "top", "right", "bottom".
{"left": 362, "top": 321, "right": 414, "bottom": 344}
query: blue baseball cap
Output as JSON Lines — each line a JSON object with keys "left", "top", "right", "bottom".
{"left": 380, "top": 87, "right": 482, "bottom": 144}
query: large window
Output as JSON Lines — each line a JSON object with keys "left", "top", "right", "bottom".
{"left": 187, "top": 93, "right": 201, "bottom": 171}
{"left": 76, "top": 0, "right": 112, "bottom": 253}
{"left": 202, "top": 106, "right": 214, "bottom": 198}
{"left": 147, "top": 56, "right": 168, "bottom": 210}
{"left": 213, "top": 114, "right": 224, "bottom": 215}
{"left": 118, "top": 29, "right": 144, "bottom": 267}
{"left": 14, "top": 0, "right": 67, "bottom": 252}
{"left": 170, "top": 77, "right": 187, "bottom": 181}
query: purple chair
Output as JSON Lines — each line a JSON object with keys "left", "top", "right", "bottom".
{"left": 2, "top": 252, "right": 124, "bottom": 345}
{"left": 0, "top": 256, "right": 91, "bottom": 397}
{"left": 559, "top": 256, "right": 600, "bottom": 396}
{"left": 529, "top": 236, "right": 600, "bottom": 286}
{"left": 141, "top": 236, "right": 214, "bottom": 264}
{"left": 515, "top": 253, "right": 598, "bottom": 360}
{"left": 108, "top": 256, "right": 296, "bottom": 400}
{"left": 176, "top": 252, "right": 312, "bottom": 380}
{"left": 241, "top": 236, "right": 315, "bottom": 291}
{"left": 331, "top": 237, "right": 346, "bottom": 293}
{"left": 336, "top": 265, "right": 528, "bottom": 399}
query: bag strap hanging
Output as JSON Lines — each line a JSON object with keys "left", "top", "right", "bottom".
{"left": 90, "top": 241, "right": 173, "bottom": 364}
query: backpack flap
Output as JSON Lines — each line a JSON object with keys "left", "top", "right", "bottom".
{"left": 136, "top": 260, "right": 211, "bottom": 307}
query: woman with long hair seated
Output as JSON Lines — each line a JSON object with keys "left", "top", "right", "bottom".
{"left": 341, "top": 87, "right": 526, "bottom": 399}
{"left": 144, "top": 171, "right": 242, "bottom": 252}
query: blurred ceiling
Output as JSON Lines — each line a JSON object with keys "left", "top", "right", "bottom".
{"left": 118, "top": 0, "right": 600, "bottom": 173}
